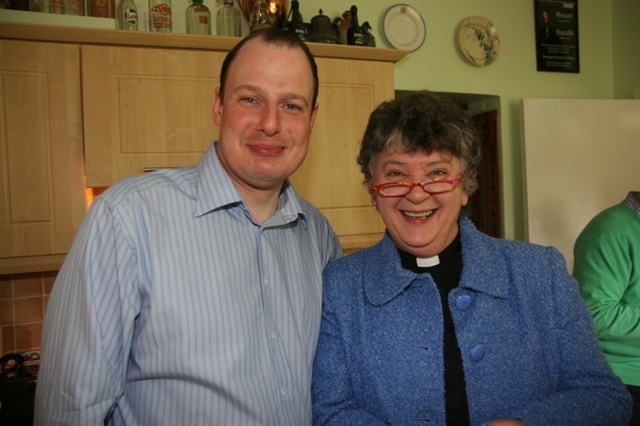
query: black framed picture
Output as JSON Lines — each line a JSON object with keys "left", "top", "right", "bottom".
{"left": 534, "top": 0, "right": 579, "bottom": 73}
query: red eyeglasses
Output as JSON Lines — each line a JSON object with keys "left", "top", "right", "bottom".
{"left": 372, "top": 175, "right": 464, "bottom": 197}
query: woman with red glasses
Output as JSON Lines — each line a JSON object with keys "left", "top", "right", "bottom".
{"left": 311, "top": 91, "right": 631, "bottom": 426}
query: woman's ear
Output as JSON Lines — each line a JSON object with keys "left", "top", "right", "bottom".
{"left": 370, "top": 185, "right": 377, "bottom": 207}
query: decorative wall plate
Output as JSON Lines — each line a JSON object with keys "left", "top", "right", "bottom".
{"left": 458, "top": 16, "right": 500, "bottom": 66}
{"left": 383, "top": 4, "right": 426, "bottom": 52}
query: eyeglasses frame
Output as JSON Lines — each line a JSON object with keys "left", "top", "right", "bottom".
{"left": 371, "top": 174, "right": 465, "bottom": 198}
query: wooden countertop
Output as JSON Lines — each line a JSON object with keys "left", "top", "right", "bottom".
{"left": 0, "top": 22, "right": 410, "bottom": 63}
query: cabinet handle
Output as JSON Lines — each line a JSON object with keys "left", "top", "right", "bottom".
{"left": 143, "top": 167, "right": 178, "bottom": 172}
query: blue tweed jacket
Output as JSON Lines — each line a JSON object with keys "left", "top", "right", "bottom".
{"left": 312, "top": 217, "right": 631, "bottom": 426}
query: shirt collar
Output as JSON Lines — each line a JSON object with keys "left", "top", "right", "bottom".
{"left": 624, "top": 191, "right": 640, "bottom": 218}
{"left": 194, "top": 142, "right": 306, "bottom": 227}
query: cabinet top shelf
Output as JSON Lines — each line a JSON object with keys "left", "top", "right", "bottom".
{"left": 0, "top": 22, "right": 409, "bottom": 63}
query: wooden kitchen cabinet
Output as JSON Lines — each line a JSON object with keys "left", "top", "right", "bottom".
{"left": 289, "top": 56, "right": 396, "bottom": 249}
{"left": 0, "top": 23, "right": 407, "bottom": 268}
{"left": 0, "top": 39, "right": 87, "bottom": 274}
{"left": 82, "top": 45, "right": 223, "bottom": 187}
{"left": 82, "top": 46, "right": 399, "bottom": 248}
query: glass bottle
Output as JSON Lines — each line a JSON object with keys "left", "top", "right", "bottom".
{"left": 286, "top": 0, "right": 306, "bottom": 41}
{"left": 346, "top": 5, "right": 365, "bottom": 46}
{"left": 216, "top": 0, "right": 242, "bottom": 37}
{"left": 186, "top": 0, "right": 211, "bottom": 35}
{"left": 117, "top": 0, "right": 138, "bottom": 30}
{"left": 149, "top": 0, "right": 172, "bottom": 32}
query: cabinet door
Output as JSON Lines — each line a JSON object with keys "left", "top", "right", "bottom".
{"left": 0, "top": 40, "right": 86, "bottom": 267}
{"left": 82, "top": 45, "right": 223, "bottom": 187}
{"left": 289, "top": 57, "right": 392, "bottom": 249}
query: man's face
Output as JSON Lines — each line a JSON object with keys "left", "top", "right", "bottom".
{"left": 213, "top": 38, "right": 318, "bottom": 194}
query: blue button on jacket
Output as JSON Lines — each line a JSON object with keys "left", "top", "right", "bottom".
{"left": 312, "top": 217, "right": 631, "bottom": 426}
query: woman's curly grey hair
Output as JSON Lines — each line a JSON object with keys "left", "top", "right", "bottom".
{"left": 357, "top": 91, "right": 482, "bottom": 196}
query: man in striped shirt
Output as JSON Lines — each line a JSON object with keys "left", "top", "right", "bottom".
{"left": 35, "top": 28, "right": 342, "bottom": 425}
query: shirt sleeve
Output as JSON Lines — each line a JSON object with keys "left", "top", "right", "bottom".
{"left": 34, "top": 197, "right": 140, "bottom": 425}
{"left": 573, "top": 219, "right": 640, "bottom": 340}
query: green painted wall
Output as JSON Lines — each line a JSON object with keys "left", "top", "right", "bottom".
{"left": 300, "top": 0, "right": 639, "bottom": 240}
{"left": 9, "top": 0, "right": 637, "bottom": 240}
{"left": 612, "top": 0, "right": 640, "bottom": 99}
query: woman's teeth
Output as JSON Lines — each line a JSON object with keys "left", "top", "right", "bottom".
{"left": 403, "top": 210, "right": 434, "bottom": 219}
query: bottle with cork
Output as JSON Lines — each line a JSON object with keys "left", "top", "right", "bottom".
{"left": 286, "top": 0, "right": 307, "bottom": 41}
{"left": 347, "top": 4, "right": 365, "bottom": 46}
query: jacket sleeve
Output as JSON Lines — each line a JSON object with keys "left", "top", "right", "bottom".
{"left": 34, "top": 198, "right": 138, "bottom": 425}
{"left": 510, "top": 246, "right": 632, "bottom": 426}
{"left": 311, "top": 266, "right": 387, "bottom": 426}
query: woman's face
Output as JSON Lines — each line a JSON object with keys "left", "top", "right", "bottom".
{"left": 371, "top": 148, "right": 468, "bottom": 258}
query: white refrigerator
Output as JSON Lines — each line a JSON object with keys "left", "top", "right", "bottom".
{"left": 521, "top": 98, "right": 640, "bottom": 271}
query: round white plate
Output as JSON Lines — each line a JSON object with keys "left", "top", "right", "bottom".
{"left": 458, "top": 16, "right": 501, "bottom": 66}
{"left": 383, "top": 4, "right": 426, "bottom": 52}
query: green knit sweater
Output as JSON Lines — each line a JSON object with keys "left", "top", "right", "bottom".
{"left": 573, "top": 192, "right": 640, "bottom": 386}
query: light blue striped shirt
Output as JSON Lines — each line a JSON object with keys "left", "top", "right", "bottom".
{"left": 34, "top": 143, "right": 343, "bottom": 425}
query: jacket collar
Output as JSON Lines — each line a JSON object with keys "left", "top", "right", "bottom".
{"left": 364, "top": 216, "right": 510, "bottom": 306}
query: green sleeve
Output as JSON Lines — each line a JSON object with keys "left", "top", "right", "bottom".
{"left": 573, "top": 205, "right": 640, "bottom": 341}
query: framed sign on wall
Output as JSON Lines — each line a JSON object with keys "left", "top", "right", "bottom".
{"left": 534, "top": 0, "right": 579, "bottom": 73}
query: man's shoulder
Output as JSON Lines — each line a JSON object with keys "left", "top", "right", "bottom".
{"left": 98, "top": 166, "right": 197, "bottom": 206}
{"left": 582, "top": 202, "right": 633, "bottom": 234}
{"left": 292, "top": 194, "right": 330, "bottom": 225}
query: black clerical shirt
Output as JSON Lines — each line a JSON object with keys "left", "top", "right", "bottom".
{"left": 398, "top": 232, "right": 470, "bottom": 426}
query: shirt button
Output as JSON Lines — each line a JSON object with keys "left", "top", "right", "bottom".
{"left": 270, "top": 332, "right": 277, "bottom": 341}
{"left": 264, "top": 278, "right": 269, "bottom": 287}
{"left": 455, "top": 294, "right": 473, "bottom": 311}
{"left": 280, "top": 388, "right": 288, "bottom": 397}
{"left": 470, "top": 344, "right": 486, "bottom": 362}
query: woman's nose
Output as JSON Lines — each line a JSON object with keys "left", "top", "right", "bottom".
{"left": 405, "top": 184, "right": 431, "bottom": 202}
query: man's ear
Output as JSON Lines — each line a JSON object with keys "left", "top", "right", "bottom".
{"left": 212, "top": 87, "right": 222, "bottom": 126}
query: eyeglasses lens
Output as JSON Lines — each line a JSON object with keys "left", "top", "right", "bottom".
{"left": 379, "top": 181, "right": 456, "bottom": 196}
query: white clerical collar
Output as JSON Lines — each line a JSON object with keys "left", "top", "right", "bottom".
{"left": 416, "top": 255, "right": 440, "bottom": 268}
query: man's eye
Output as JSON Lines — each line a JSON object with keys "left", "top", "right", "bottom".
{"left": 285, "top": 103, "right": 302, "bottom": 111}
